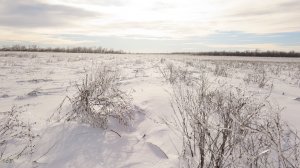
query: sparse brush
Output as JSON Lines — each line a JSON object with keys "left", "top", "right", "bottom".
{"left": 159, "top": 62, "right": 193, "bottom": 85}
{"left": 56, "top": 66, "right": 134, "bottom": 129}
{"left": 0, "top": 106, "right": 37, "bottom": 163}
{"left": 160, "top": 58, "right": 166, "bottom": 64}
{"left": 269, "top": 64, "right": 282, "bottom": 76}
{"left": 159, "top": 62, "right": 177, "bottom": 84}
{"left": 169, "top": 79, "right": 300, "bottom": 168}
{"left": 135, "top": 59, "right": 143, "bottom": 64}
{"left": 213, "top": 63, "right": 228, "bottom": 77}
{"left": 293, "top": 65, "right": 300, "bottom": 87}
{"left": 244, "top": 66, "right": 270, "bottom": 88}
{"left": 185, "top": 61, "right": 193, "bottom": 67}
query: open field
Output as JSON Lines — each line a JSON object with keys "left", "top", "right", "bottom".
{"left": 1, "top": 52, "right": 300, "bottom": 168}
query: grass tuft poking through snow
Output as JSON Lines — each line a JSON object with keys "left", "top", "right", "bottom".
{"left": 0, "top": 106, "right": 37, "bottom": 164}
{"left": 54, "top": 66, "right": 134, "bottom": 129}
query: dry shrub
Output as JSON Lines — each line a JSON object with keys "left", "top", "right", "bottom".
{"left": 0, "top": 106, "right": 36, "bottom": 163}
{"left": 59, "top": 67, "right": 134, "bottom": 129}
{"left": 244, "top": 66, "right": 270, "bottom": 88}
{"left": 159, "top": 62, "right": 192, "bottom": 84}
{"left": 214, "top": 64, "right": 228, "bottom": 77}
{"left": 170, "top": 77, "right": 300, "bottom": 168}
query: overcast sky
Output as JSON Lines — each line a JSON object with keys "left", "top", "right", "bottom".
{"left": 0, "top": 0, "right": 299, "bottom": 52}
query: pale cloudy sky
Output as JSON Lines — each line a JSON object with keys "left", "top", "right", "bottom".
{"left": 0, "top": 0, "right": 299, "bottom": 52}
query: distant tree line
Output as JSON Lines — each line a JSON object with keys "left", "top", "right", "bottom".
{"left": 172, "top": 50, "right": 300, "bottom": 57}
{"left": 0, "top": 45, "right": 125, "bottom": 54}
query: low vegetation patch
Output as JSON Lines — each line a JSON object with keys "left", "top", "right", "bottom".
{"left": 0, "top": 106, "right": 37, "bottom": 163}
{"left": 55, "top": 67, "right": 134, "bottom": 129}
{"left": 170, "top": 76, "right": 300, "bottom": 168}
{"left": 159, "top": 62, "right": 192, "bottom": 84}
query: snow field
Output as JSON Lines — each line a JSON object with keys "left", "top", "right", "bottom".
{"left": 0, "top": 52, "right": 300, "bottom": 167}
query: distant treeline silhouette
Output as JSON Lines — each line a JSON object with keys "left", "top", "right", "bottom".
{"left": 172, "top": 50, "right": 300, "bottom": 57}
{"left": 0, "top": 45, "right": 125, "bottom": 54}
{"left": 1, "top": 45, "right": 299, "bottom": 57}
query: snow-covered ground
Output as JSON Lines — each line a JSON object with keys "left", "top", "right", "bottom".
{"left": 1, "top": 52, "right": 300, "bottom": 168}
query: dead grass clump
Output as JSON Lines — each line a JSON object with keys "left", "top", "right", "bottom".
{"left": 0, "top": 106, "right": 37, "bottom": 163}
{"left": 58, "top": 67, "right": 134, "bottom": 129}
{"left": 170, "top": 79, "right": 300, "bottom": 168}
{"left": 214, "top": 63, "right": 228, "bottom": 77}
{"left": 159, "top": 62, "right": 192, "bottom": 85}
{"left": 244, "top": 66, "right": 270, "bottom": 88}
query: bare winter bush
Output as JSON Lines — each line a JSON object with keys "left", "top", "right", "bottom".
{"left": 294, "top": 65, "right": 300, "bottom": 87}
{"left": 244, "top": 65, "right": 270, "bottom": 88}
{"left": 57, "top": 67, "right": 133, "bottom": 129}
{"left": 214, "top": 63, "right": 228, "bottom": 77}
{"left": 0, "top": 106, "right": 37, "bottom": 163}
{"left": 159, "top": 62, "right": 177, "bottom": 84}
{"left": 170, "top": 78, "right": 300, "bottom": 168}
{"left": 159, "top": 62, "right": 192, "bottom": 84}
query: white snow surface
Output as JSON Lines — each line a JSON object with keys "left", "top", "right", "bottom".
{"left": 0, "top": 52, "right": 300, "bottom": 168}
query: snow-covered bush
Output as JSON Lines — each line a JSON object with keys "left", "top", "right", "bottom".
{"left": 159, "top": 62, "right": 177, "bottom": 84}
{"left": 0, "top": 106, "right": 36, "bottom": 163}
{"left": 170, "top": 78, "right": 300, "bottom": 168}
{"left": 214, "top": 63, "right": 228, "bottom": 77}
{"left": 63, "top": 67, "right": 134, "bottom": 129}
{"left": 244, "top": 66, "right": 270, "bottom": 88}
{"left": 294, "top": 65, "right": 300, "bottom": 87}
{"left": 159, "top": 62, "right": 192, "bottom": 84}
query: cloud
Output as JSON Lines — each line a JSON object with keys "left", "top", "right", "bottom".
{"left": 33, "top": 31, "right": 298, "bottom": 52}
{"left": 2, "top": 0, "right": 298, "bottom": 36}
{"left": 0, "top": 0, "right": 97, "bottom": 28}
{"left": 218, "top": 0, "right": 300, "bottom": 34}
{"left": 0, "top": 29, "right": 92, "bottom": 46}
{"left": 0, "top": 0, "right": 299, "bottom": 52}
{"left": 43, "top": 0, "right": 125, "bottom": 7}
{"left": 190, "top": 31, "right": 300, "bottom": 46}
{"left": 66, "top": 0, "right": 125, "bottom": 6}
